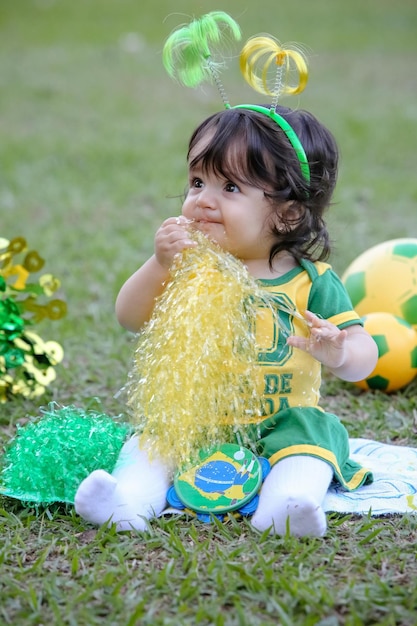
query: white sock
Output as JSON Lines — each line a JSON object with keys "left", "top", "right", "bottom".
{"left": 251, "top": 455, "right": 333, "bottom": 537}
{"left": 74, "top": 435, "right": 172, "bottom": 531}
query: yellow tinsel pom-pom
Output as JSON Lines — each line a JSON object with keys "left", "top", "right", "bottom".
{"left": 127, "top": 233, "right": 280, "bottom": 468}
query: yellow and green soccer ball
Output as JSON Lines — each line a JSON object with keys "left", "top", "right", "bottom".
{"left": 342, "top": 238, "right": 417, "bottom": 392}
{"left": 342, "top": 238, "right": 417, "bottom": 331}
{"left": 354, "top": 312, "right": 417, "bottom": 392}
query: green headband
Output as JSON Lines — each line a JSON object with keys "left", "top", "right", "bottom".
{"left": 231, "top": 104, "right": 311, "bottom": 185}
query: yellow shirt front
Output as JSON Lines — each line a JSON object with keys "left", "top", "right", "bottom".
{"left": 248, "top": 259, "right": 361, "bottom": 423}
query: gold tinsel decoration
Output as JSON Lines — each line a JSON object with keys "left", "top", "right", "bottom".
{"left": 127, "top": 232, "right": 285, "bottom": 469}
{"left": 0, "top": 236, "right": 66, "bottom": 402}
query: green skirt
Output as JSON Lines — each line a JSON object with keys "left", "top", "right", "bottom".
{"left": 243, "top": 407, "right": 373, "bottom": 491}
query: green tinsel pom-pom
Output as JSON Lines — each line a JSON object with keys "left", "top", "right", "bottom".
{"left": 0, "top": 404, "right": 131, "bottom": 505}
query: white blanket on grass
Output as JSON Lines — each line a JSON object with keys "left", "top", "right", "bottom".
{"left": 163, "top": 439, "right": 417, "bottom": 517}
{"left": 323, "top": 438, "right": 417, "bottom": 515}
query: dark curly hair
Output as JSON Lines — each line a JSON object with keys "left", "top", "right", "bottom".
{"left": 187, "top": 105, "right": 339, "bottom": 266}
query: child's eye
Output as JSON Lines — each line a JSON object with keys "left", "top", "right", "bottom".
{"left": 225, "top": 182, "right": 240, "bottom": 193}
{"left": 191, "top": 177, "right": 204, "bottom": 188}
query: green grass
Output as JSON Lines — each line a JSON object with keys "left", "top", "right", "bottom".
{"left": 1, "top": 0, "right": 417, "bottom": 623}
{"left": 2, "top": 506, "right": 417, "bottom": 625}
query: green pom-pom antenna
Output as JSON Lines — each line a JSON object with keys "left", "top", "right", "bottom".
{"left": 162, "top": 11, "right": 241, "bottom": 94}
{"left": 0, "top": 404, "right": 131, "bottom": 505}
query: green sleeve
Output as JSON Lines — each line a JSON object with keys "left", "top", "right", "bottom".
{"left": 307, "top": 265, "right": 362, "bottom": 329}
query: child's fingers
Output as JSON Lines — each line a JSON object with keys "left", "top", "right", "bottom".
{"left": 154, "top": 217, "right": 198, "bottom": 267}
{"left": 157, "top": 217, "right": 196, "bottom": 246}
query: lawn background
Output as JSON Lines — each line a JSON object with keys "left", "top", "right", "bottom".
{"left": 1, "top": 1, "right": 417, "bottom": 624}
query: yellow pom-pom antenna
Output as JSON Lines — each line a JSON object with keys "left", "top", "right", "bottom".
{"left": 240, "top": 35, "right": 308, "bottom": 100}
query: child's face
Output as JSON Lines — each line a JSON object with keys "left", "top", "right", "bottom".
{"left": 182, "top": 162, "right": 277, "bottom": 262}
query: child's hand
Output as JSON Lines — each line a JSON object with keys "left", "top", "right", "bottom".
{"left": 154, "top": 216, "right": 197, "bottom": 269}
{"left": 286, "top": 310, "right": 348, "bottom": 370}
